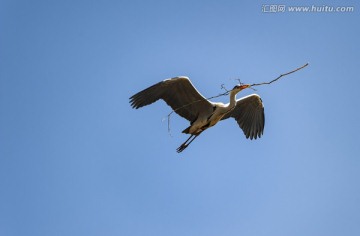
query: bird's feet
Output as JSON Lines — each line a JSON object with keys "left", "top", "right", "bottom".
{"left": 176, "top": 143, "right": 188, "bottom": 153}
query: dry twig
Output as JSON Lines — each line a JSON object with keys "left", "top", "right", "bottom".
{"left": 250, "top": 63, "right": 309, "bottom": 87}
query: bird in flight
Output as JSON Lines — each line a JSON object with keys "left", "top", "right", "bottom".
{"left": 129, "top": 76, "right": 265, "bottom": 153}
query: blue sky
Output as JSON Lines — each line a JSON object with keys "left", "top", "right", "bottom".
{"left": 1, "top": 0, "right": 359, "bottom": 235}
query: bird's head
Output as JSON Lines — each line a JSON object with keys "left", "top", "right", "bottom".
{"left": 232, "top": 84, "right": 250, "bottom": 91}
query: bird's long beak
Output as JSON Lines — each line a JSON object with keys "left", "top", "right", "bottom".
{"left": 240, "top": 84, "right": 250, "bottom": 90}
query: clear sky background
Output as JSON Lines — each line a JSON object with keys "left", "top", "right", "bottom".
{"left": 1, "top": 0, "right": 359, "bottom": 235}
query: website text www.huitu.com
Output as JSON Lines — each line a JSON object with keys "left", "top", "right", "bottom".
{"left": 262, "top": 4, "right": 354, "bottom": 13}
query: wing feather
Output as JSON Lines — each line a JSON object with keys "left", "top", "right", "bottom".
{"left": 129, "top": 76, "right": 213, "bottom": 122}
{"left": 222, "top": 94, "right": 265, "bottom": 139}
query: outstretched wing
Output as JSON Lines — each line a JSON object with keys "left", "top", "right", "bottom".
{"left": 222, "top": 94, "right": 265, "bottom": 140}
{"left": 129, "top": 76, "right": 214, "bottom": 122}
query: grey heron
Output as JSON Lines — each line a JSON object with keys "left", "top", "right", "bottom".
{"left": 129, "top": 76, "right": 265, "bottom": 153}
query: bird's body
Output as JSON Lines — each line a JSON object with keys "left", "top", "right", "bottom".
{"left": 181, "top": 91, "right": 237, "bottom": 134}
{"left": 130, "top": 76, "right": 265, "bottom": 152}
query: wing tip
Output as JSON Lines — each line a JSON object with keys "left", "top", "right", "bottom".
{"left": 166, "top": 76, "right": 190, "bottom": 81}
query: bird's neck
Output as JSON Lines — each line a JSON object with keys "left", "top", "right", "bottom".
{"left": 229, "top": 91, "right": 238, "bottom": 108}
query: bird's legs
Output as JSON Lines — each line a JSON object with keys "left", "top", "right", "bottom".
{"left": 176, "top": 134, "right": 199, "bottom": 153}
{"left": 176, "top": 135, "right": 194, "bottom": 153}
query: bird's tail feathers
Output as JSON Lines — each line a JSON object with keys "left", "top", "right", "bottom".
{"left": 182, "top": 126, "right": 191, "bottom": 134}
